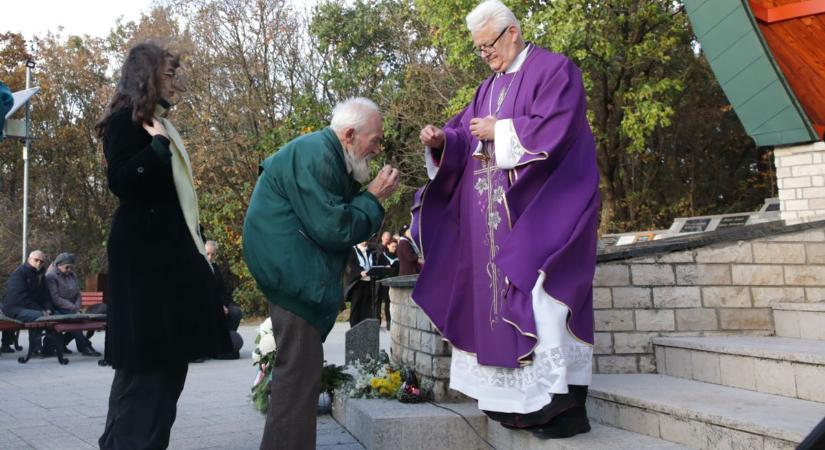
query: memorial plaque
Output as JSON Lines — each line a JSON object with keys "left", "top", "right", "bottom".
{"left": 616, "top": 235, "right": 636, "bottom": 246}
{"left": 766, "top": 203, "right": 780, "bottom": 212}
{"left": 717, "top": 215, "right": 749, "bottom": 229}
{"left": 345, "top": 318, "right": 379, "bottom": 365}
{"left": 680, "top": 218, "right": 711, "bottom": 233}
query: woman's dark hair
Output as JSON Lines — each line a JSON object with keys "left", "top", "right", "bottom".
{"left": 95, "top": 41, "right": 180, "bottom": 138}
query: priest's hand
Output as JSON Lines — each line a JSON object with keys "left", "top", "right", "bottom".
{"left": 367, "top": 164, "right": 400, "bottom": 202}
{"left": 470, "top": 116, "right": 496, "bottom": 141}
{"left": 143, "top": 118, "right": 169, "bottom": 138}
{"left": 420, "top": 125, "right": 445, "bottom": 150}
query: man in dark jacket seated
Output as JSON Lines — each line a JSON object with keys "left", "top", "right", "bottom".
{"left": 205, "top": 240, "right": 243, "bottom": 359}
{"left": 1, "top": 250, "right": 53, "bottom": 355}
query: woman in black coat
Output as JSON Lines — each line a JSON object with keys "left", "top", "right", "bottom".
{"left": 96, "top": 41, "right": 230, "bottom": 450}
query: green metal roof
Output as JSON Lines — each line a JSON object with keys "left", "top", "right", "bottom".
{"left": 684, "top": 0, "right": 820, "bottom": 147}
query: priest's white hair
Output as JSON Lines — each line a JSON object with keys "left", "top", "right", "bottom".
{"left": 466, "top": 0, "right": 521, "bottom": 34}
{"left": 330, "top": 97, "right": 381, "bottom": 133}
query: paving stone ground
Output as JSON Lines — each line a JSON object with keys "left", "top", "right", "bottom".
{"left": 0, "top": 322, "right": 389, "bottom": 449}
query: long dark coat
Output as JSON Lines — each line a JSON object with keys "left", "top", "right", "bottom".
{"left": 103, "top": 106, "right": 230, "bottom": 371}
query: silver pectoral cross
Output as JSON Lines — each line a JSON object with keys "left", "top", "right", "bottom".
{"left": 472, "top": 140, "right": 493, "bottom": 162}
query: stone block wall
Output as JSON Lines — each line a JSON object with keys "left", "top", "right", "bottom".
{"left": 775, "top": 141, "right": 825, "bottom": 222}
{"left": 386, "top": 223, "right": 825, "bottom": 389}
{"left": 594, "top": 227, "right": 825, "bottom": 373}
{"left": 388, "top": 285, "right": 463, "bottom": 402}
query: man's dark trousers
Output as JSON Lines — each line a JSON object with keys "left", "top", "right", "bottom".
{"left": 226, "top": 303, "right": 242, "bottom": 331}
{"left": 259, "top": 303, "right": 323, "bottom": 450}
{"left": 7, "top": 309, "right": 45, "bottom": 352}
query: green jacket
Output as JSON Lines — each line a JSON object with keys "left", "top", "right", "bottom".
{"left": 243, "top": 128, "right": 384, "bottom": 340}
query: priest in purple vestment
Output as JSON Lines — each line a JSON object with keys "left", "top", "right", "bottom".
{"left": 412, "top": 0, "right": 599, "bottom": 439}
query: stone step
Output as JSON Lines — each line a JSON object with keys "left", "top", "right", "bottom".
{"left": 653, "top": 336, "right": 825, "bottom": 403}
{"left": 487, "top": 420, "right": 692, "bottom": 450}
{"left": 332, "top": 394, "right": 689, "bottom": 450}
{"left": 589, "top": 374, "right": 825, "bottom": 450}
{"left": 332, "top": 396, "right": 489, "bottom": 450}
{"left": 773, "top": 302, "right": 825, "bottom": 341}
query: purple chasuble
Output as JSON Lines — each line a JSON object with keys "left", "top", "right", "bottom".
{"left": 411, "top": 46, "right": 600, "bottom": 369}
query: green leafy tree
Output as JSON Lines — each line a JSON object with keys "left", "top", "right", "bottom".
{"left": 0, "top": 0, "right": 774, "bottom": 316}
{"left": 0, "top": 32, "right": 115, "bottom": 286}
{"left": 526, "top": 0, "right": 691, "bottom": 231}
{"left": 411, "top": 0, "right": 771, "bottom": 232}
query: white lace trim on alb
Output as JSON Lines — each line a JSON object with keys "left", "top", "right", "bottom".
{"left": 449, "top": 272, "right": 593, "bottom": 413}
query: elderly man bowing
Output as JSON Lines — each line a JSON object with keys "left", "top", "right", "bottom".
{"left": 244, "top": 97, "right": 399, "bottom": 450}
{"left": 412, "top": 0, "right": 600, "bottom": 439}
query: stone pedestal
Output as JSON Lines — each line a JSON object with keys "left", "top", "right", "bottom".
{"left": 774, "top": 141, "right": 825, "bottom": 223}
{"left": 382, "top": 275, "right": 466, "bottom": 402}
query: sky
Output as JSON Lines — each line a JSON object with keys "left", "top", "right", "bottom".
{"left": 1, "top": 0, "right": 154, "bottom": 40}
{"left": 1, "top": 0, "right": 320, "bottom": 41}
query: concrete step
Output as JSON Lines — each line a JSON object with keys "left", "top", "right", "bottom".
{"left": 332, "top": 396, "right": 489, "bottom": 450}
{"left": 653, "top": 336, "right": 825, "bottom": 403}
{"left": 332, "top": 394, "right": 689, "bottom": 449}
{"left": 487, "top": 420, "right": 692, "bottom": 450}
{"left": 773, "top": 302, "right": 825, "bottom": 341}
{"left": 589, "top": 374, "right": 825, "bottom": 450}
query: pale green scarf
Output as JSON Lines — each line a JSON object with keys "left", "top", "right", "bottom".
{"left": 154, "top": 104, "right": 208, "bottom": 261}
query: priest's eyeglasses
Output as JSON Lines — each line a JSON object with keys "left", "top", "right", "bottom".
{"left": 475, "top": 27, "right": 509, "bottom": 57}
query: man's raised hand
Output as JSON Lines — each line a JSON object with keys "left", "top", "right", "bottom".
{"left": 420, "top": 125, "right": 445, "bottom": 150}
{"left": 367, "top": 165, "right": 400, "bottom": 201}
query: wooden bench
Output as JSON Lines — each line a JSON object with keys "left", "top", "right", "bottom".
{"left": 17, "top": 314, "right": 107, "bottom": 365}
{"left": 0, "top": 315, "right": 24, "bottom": 355}
{"left": 52, "top": 317, "right": 106, "bottom": 366}
{"left": 3, "top": 294, "right": 107, "bottom": 365}
{"left": 80, "top": 291, "right": 106, "bottom": 344}
{"left": 81, "top": 291, "right": 104, "bottom": 308}
{"left": 0, "top": 315, "right": 23, "bottom": 332}
{"left": 16, "top": 320, "right": 62, "bottom": 364}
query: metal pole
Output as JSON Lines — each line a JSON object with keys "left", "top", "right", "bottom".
{"left": 22, "top": 59, "right": 34, "bottom": 263}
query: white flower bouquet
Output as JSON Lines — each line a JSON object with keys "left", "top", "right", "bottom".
{"left": 340, "top": 350, "right": 432, "bottom": 402}
{"left": 251, "top": 317, "right": 276, "bottom": 413}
